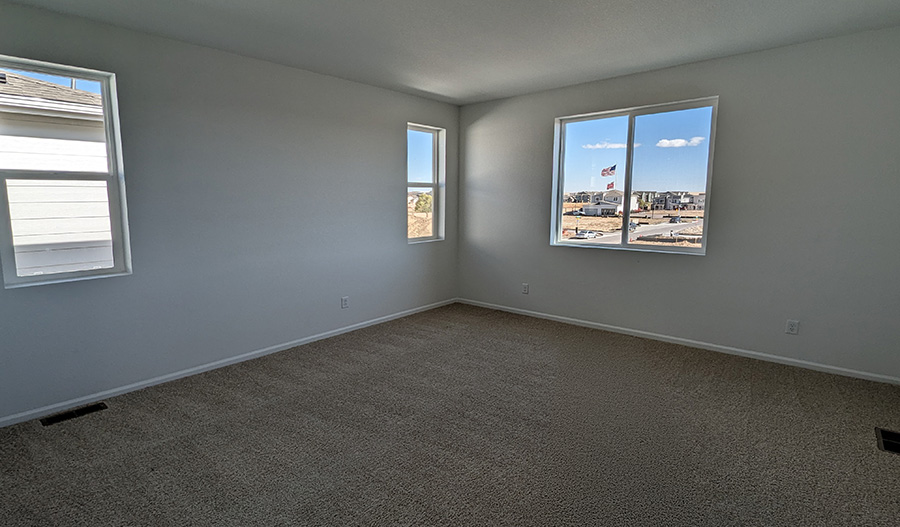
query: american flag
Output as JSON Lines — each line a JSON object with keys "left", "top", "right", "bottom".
{"left": 601, "top": 164, "right": 616, "bottom": 177}
{"left": 607, "top": 182, "right": 614, "bottom": 190}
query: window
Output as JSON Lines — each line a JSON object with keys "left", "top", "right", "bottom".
{"left": 407, "top": 123, "right": 445, "bottom": 242}
{"left": 551, "top": 97, "right": 717, "bottom": 255}
{"left": 0, "top": 55, "right": 131, "bottom": 287}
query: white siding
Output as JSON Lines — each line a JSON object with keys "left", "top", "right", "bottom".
{"left": 6, "top": 179, "right": 113, "bottom": 276}
{"left": 0, "top": 135, "right": 107, "bottom": 172}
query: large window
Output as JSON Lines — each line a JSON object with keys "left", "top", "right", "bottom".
{"left": 407, "top": 123, "right": 445, "bottom": 242}
{"left": 0, "top": 55, "right": 131, "bottom": 287}
{"left": 551, "top": 97, "right": 717, "bottom": 255}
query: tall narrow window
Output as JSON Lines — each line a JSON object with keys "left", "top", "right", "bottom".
{"left": 407, "top": 123, "right": 444, "bottom": 242}
{"left": 551, "top": 97, "right": 717, "bottom": 255}
{"left": 0, "top": 55, "right": 131, "bottom": 287}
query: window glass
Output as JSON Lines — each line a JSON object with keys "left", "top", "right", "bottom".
{"left": 561, "top": 115, "right": 627, "bottom": 245}
{"left": 630, "top": 106, "right": 713, "bottom": 249}
{"left": 407, "top": 187, "right": 434, "bottom": 239}
{"left": 407, "top": 129, "right": 434, "bottom": 184}
{"left": 6, "top": 179, "right": 114, "bottom": 277}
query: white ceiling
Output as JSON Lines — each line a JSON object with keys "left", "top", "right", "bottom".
{"left": 9, "top": 0, "right": 900, "bottom": 104}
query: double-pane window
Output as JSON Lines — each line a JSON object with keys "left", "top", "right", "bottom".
{"left": 0, "top": 55, "right": 131, "bottom": 287}
{"left": 551, "top": 97, "right": 717, "bottom": 254}
{"left": 407, "top": 124, "right": 445, "bottom": 242}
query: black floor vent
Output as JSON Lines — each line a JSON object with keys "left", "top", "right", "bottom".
{"left": 40, "top": 402, "right": 108, "bottom": 426}
{"left": 875, "top": 427, "right": 900, "bottom": 455}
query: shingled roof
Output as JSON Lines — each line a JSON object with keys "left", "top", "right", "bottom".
{"left": 0, "top": 70, "right": 101, "bottom": 106}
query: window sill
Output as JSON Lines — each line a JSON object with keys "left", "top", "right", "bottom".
{"left": 4, "top": 269, "right": 132, "bottom": 289}
{"left": 551, "top": 240, "right": 705, "bottom": 256}
{"left": 408, "top": 237, "right": 444, "bottom": 245}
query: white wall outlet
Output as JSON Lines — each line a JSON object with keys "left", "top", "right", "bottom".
{"left": 522, "top": 282, "right": 529, "bottom": 294}
{"left": 785, "top": 319, "right": 799, "bottom": 335}
{"left": 341, "top": 296, "right": 350, "bottom": 309}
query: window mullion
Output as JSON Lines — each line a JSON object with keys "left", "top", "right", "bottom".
{"left": 622, "top": 113, "right": 636, "bottom": 248}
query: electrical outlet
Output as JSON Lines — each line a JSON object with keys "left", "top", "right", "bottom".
{"left": 522, "top": 283, "right": 529, "bottom": 294}
{"left": 341, "top": 296, "right": 350, "bottom": 309}
{"left": 785, "top": 319, "right": 799, "bottom": 335}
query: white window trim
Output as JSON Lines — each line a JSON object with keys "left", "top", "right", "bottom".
{"left": 550, "top": 96, "right": 718, "bottom": 255}
{"left": 0, "top": 54, "right": 132, "bottom": 288}
{"left": 407, "top": 123, "right": 445, "bottom": 243}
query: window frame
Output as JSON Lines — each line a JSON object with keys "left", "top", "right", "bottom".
{"left": 550, "top": 96, "right": 718, "bottom": 255}
{"left": 407, "top": 123, "right": 445, "bottom": 243}
{"left": 0, "top": 54, "right": 132, "bottom": 288}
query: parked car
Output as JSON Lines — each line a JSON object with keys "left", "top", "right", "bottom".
{"left": 571, "top": 230, "right": 597, "bottom": 239}
{"left": 669, "top": 216, "right": 682, "bottom": 223}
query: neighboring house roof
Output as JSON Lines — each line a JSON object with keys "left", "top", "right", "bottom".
{"left": 0, "top": 70, "right": 101, "bottom": 106}
{"left": 584, "top": 200, "right": 618, "bottom": 208}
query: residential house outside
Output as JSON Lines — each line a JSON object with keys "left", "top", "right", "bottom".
{"left": 582, "top": 201, "right": 617, "bottom": 216}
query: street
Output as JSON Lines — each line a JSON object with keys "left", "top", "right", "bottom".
{"left": 631, "top": 219, "right": 702, "bottom": 239}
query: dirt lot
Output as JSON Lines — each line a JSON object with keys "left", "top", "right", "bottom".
{"left": 561, "top": 204, "right": 705, "bottom": 245}
{"left": 560, "top": 214, "right": 672, "bottom": 235}
{"left": 408, "top": 211, "right": 433, "bottom": 238}
{"left": 561, "top": 215, "right": 623, "bottom": 234}
{"left": 676, "top": 223, "right": 704, "bottom": 236}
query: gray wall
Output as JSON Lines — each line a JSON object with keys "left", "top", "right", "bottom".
{"left": 0, "top": 3, "right": 459, "bottom": 424}
{"left": 459, "top": 26, "right": 900, "bottom": 382}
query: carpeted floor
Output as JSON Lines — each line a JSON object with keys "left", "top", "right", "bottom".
{"left": 2, "top": 303, "right": 899, "bottom": 526}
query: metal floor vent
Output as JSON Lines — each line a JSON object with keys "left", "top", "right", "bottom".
{"left": 875, "top": 427, "right": 900, "bottom": 455}
{"left": 40, "top": 402, "right": 108, "bottom": 426}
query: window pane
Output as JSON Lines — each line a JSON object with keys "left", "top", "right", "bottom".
{"left": 407, "top": 187, "right": 434, "bottom": 239}
{"left": 629, "top": 107, "right": 712, "bottom": 249}
{"left": 0, "top": 68, "right": 108, "bottom": 173}
{"left": 6, "top": 179, "right": 114, "bottom": 277}
{"left": 407, "top": 129, "right": 434, "bottom": 184}
{"left": 0, "top": 136, "right": 107, "bottom": 172}
{"left": 561, "top": 116, "right": 627, "bottom": 244}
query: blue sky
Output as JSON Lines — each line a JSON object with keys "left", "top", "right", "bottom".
{"left": 407, "top": 129, "right": 433, "bottom": 183}
{"left": 5, "top": 68, "right": 102, "bottom": 94}
{"left": 563, "top": 106, "right": 713, "bottom": 193}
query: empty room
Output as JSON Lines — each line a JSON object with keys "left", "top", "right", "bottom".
{"left": 1, "top": 1, "right": 899, "bottom": 525}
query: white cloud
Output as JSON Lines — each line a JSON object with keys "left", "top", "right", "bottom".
{"left": 582, "top": 141, "right": 626, "bottom": 149}
{"left": 582, "top": 142, "right": 642, "bottom": 149}
{"left": 656, "top": 136, "right": 705, "bottom": 148}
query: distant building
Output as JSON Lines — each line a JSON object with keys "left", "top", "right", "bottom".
{"left": 602, "top": 190, "right": 639, "bottom": 212}
{"left": 653, "top": 191, "right": 692, "bottom": 210}
{"left": 569, "top": 189, "right": 702, "bottom": 212}
{"left": 582, "top": 201, "right": 617, "bottom": 216}
{"left": 571, "top": 190, "right": 604, "bottom": 203}
{"left": 685, "top": 192, "right": 706, "bottom": 210}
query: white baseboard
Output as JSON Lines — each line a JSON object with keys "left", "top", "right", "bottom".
{"left": 0, "top": 299, "right": 457, "bottom": 429}
{"left": 457, "top": 298, "right": 900, "bottom": 387}
{"left": 7, "top": 296, "right": 896, "bottom": 429}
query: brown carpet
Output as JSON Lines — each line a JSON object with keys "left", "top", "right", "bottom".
{"left": 2, "top": 303, "right": 899, "bottom": 526}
